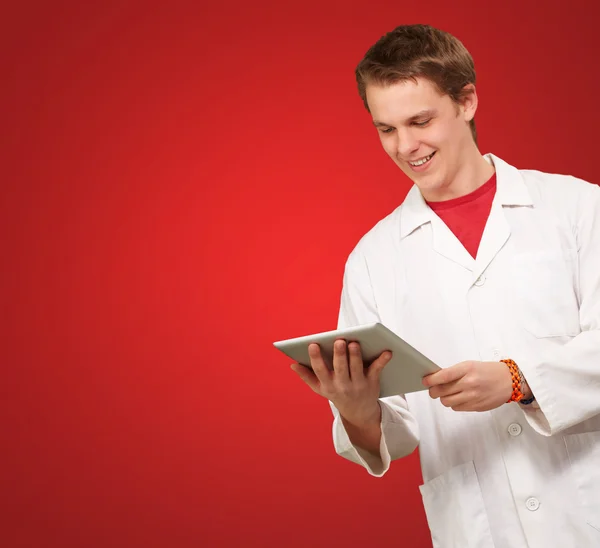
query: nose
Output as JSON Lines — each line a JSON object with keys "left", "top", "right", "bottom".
{"left": 397, "top": 128, "right": 420, "bottom": 158}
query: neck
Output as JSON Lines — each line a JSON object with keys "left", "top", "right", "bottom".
{"left": 422, "top": 148, "right": 496, "bottom": 202}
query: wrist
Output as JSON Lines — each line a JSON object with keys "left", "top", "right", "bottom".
{"left": 341, "top": 401, "right": 381, "bottom": 429}
{"left": 501, "top": 358, "right": 525, "bottom": 403}
{"left": 521, "top": 377, "right": 533, "bottom": 400}
{"left": 500, "top": 358, "right": 536, "bottom": 404}
{"left": 519, "top": 375, "right": 536, "bottom": 405}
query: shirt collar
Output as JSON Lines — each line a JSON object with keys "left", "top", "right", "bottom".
{"left": 399, "top": 153, "right": 533, "bottom": 239}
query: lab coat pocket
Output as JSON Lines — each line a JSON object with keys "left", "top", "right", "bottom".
{"left": 419, "top": 461, "right": 494, "bottom": 548}
{"left": 511, "top": 251, "right": 580, "bottom": 338}
{"left": 564, "top": 431, "right": 600, "bottom": 534}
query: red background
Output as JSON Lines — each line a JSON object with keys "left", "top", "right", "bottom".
{"left": 1, "top": 1, "right": 598, "bottom": 547}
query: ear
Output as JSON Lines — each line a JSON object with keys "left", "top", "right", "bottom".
{"left": 460, "top": 84, "right": 478, "bottom": 122}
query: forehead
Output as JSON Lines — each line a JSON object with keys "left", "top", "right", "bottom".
{"left": 366, "top": 78, "right": 452, "bottom": 123}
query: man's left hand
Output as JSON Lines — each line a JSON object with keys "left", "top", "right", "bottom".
{"left": 422, "top": 361, "right": 513, "bottom": 412}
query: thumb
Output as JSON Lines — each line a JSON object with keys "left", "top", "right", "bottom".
{"left": 367, "top": 351, "right": 392, "bottom": 381}
{"left": 291, "top": 363, "right": 320, "bottom": 393}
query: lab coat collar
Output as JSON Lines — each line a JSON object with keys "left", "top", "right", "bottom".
{"left": 487, "top": 153, "right": 533, "bottom": 207}
{"left": 398, "top": 153, "right": 533, "bottom": 239}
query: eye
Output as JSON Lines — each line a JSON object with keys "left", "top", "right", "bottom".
{"left": 413, "top": 119, "right": 431, "bottom": 127}
{"left": 379, "top": 127, "right": 395, "bottom": 134}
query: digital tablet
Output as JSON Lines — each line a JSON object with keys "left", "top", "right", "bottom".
{"left": 273, "top": 322, "right": 440, "bottom": 397}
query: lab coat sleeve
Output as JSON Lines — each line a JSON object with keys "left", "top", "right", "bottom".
{"left": 330, "top": 248, "right": 420, "bottom": 476}
{"left": 520, "top": 181, "right": 600, "bottom": 435}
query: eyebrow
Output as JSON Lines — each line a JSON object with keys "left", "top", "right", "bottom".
{"left": 373, "top": 109, "right": 437, "bottom": 127}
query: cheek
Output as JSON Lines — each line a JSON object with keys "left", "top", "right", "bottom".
{"left": 433, "top": 119, "right": 466, "bottom": 148}
{"left": 380, "top": 136, "right": 397, "bottom": 157}
{"left": 422, "top": 126, "right": 447, "bottom": 148}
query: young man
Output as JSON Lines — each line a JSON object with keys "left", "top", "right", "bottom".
{"left": 291, "top": 25, "right": 600, "bottom": 548}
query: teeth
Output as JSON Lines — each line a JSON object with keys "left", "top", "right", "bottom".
{"left": 410, "top": 153, "right": 433, "bottom": 166}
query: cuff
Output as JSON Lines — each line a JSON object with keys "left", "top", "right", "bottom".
{"left": 332, "top": 402, "right": 393, "bottom": 477}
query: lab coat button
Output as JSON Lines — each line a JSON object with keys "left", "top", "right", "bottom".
{"left": 474, "top": 274, "right": 486, "bottom": 287}
{"left": 492, "top": 348, "right": 501, "bottom": 359}
{"left": 508, "top": 423, "right": 522, "bottom": 436}
{"left": 526, "top": 497, "right": 540, "bottom": 511}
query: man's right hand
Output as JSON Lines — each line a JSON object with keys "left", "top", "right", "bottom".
{"left": 290, "top": 339, "right": 392, "bottom": 428}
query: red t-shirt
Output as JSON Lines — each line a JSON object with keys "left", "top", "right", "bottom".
{"left": 427, "top": 173, "right": 497, "bottom": 259}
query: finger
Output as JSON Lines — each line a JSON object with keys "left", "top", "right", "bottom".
{"left": 450, "top": 402, "right": 475, "bottom": 412}
{"left": 347, "top": 342, "right": 365, "bottom": 380}
{"left": 331, "top": 339, "right": 350, "bottom": 380}
{"left": 439, "top": 392, "right": 470, "bottom": 409}
{"left": 308, "top": 343, "right": 333, "bottom": 386}
{"left": 422, "top": 362, "right": 470, "bottom": 388}
{"left": 290, "top": 363, "right": 320, "bottom": 393}
{"left": 367, "top": 350, "right": 393, "bottom": 381}
{"left": 429, "top": 380, "right": 461, "bottom": 399}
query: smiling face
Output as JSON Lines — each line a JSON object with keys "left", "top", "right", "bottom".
{"left": 366, "top": 77, "right": 483, "bottom": 201}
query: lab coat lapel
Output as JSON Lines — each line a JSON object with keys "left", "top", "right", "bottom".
{"left": 472, "top": 153, "right": 534, "bottom": 283}
{"left": 402, "top": 184, "right": 474, "bottom": 272}
{"left": 431, "top": 215, "right": 475, "bottom": 272}
{"left": 472, "top": 198, "right": 510, "bottom": 283}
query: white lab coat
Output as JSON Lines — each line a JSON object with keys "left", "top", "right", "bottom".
{"left": 331, "top": 154, "right": 600, "bottom": 547}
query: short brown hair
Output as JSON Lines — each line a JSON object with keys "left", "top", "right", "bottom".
{"left": 356, "top": 24, "right": 478, "bottom": 143}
